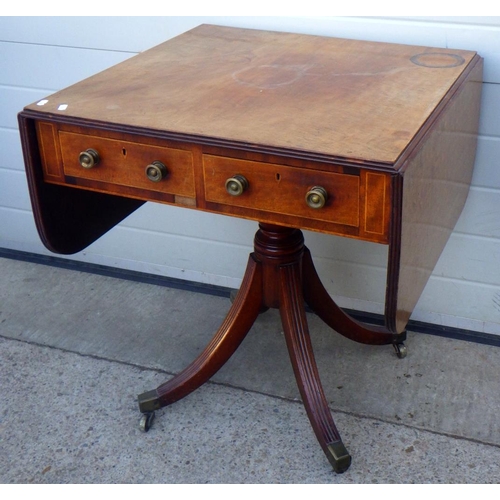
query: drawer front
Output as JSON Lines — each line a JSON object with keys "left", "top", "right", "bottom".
{"left": 203, "top": 155, "right": 360, "bottom": 227}
{"left": 34, "top": 121, "right": 390, "bottom": 243}
{"left": 36, "top": 122, "right": 195, "bottom": 200}
{"left": 60, "top": 131, "right": 195, "bottom": 197}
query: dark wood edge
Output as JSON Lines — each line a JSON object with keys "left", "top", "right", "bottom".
{"left": 384, "top": 173, "right": 404, "bottom": 333}
{"left": 19, "top": 108, "right": 395, "bottom": 173}
{"left": 18, "top": 112, "right": 145, "bottom": 255}
{"left": 18, "top": 112, "right": 58, "bottom": 252}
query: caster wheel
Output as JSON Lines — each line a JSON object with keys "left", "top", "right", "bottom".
{"left": 393, "top": 342, "right": 407, "bottom": 359}
{"left": 139, "top": 411, "right": 155, "bottom": 432}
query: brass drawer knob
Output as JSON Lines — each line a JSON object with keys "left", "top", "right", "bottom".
{"left": 78, "top": 148, "right": 100, "bottom": 169}
{"left": 145, "top": 161, "right": 168, "bottom": 182}
{"left": 306, "top": 186, "right": 328, "bottom": 209}
{"left": 225, "top": 174, "right": 249, "bottom": 196}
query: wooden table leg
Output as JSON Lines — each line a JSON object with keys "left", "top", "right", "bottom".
{"left": 137, "top": 223, "right": 404, "bottom": 472}
{"left": 302, "top": 247, "right": 407, "bottom": 354}
{"left": 137, "top": 255, "right": 263, "bottom": 418}
{"left": 279, "top": 261, "right": 351, "bottom": 473}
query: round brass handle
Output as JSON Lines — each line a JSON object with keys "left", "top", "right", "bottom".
{"left": 225, "top": 174, "right": 249, "bottom": 196}
{"left": 145, "top": 161, "right": 168, "bottom": 182}
{"left": 78, "top": 149, "right": 100, "bottom": 169}
{"left": 305, "top": 186, "right": 328, "bottom": 209}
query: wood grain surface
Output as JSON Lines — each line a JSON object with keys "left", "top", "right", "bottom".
{"left": 24, "top": 24, "right": 477, "bottom": 166}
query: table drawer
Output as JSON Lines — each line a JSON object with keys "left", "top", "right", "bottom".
{"left": 36, "top": 122, "right": 195, "bottom": 199}
{"left": 203, "top": 155, "right": 360, "bottom": 228}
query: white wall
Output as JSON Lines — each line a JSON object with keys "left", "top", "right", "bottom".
{"left": 1, "top": 16, "right": 500, "bottom": 334}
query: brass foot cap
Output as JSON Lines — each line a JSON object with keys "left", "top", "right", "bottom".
{"left": 138, "top": 389, "right": 162, "bottom": 413}
{"left": 327, "top": 441, "right": 352, "bottom": 473}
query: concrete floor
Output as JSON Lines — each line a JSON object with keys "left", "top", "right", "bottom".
{"left": 1, "top": 255, "right": 500, "bottom": 483}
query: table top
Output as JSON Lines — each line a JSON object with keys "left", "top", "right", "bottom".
{"left": 25, "top": 24, "right": 477, "bottom": 169}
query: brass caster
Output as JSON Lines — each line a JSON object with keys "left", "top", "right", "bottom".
{"left": 393, "top": 342, "right": 407, "bottom": 359}
{"left": 139, "top": 411, "right": 155, "bottom": 432}
{"left": 326, "top": 441, "right": 352, "bottom": 473}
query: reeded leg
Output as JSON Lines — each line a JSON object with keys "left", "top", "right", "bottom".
{"left": 138, "top": 255, "right": 263, "bottom": 415}
{"left": 279, "top": 262, "right": 351, "bottom": 473}
{"left": 137, "top": 223, "right": 405, "bottom": 471}
{"left": 302, "top": 247, "right": 406, "bottom": 347}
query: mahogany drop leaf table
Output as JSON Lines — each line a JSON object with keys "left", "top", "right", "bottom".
{"left": 18, "top": 25, "right": 482, "bottom": 473}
